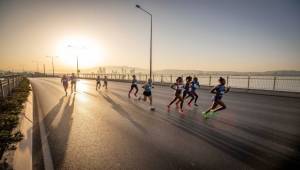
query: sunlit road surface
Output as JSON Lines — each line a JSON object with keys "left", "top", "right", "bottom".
{"left": 30, "top": 78, "right": 300, "bottom": 170}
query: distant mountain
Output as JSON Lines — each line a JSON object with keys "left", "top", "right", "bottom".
{"left": 154, "top": 70, "right": 300, "bottom": 76}
{"left": 81, "top": 66, "right": 300, "bottom": 76}
{"left": 260, "top": 70, "right": 300, "bottom": 76}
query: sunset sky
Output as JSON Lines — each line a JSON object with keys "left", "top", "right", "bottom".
{"left": 0, "top": 0, "right": 299, "bottom": 73}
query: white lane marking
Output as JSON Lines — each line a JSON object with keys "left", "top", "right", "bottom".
{"left": 34, "top": 88, "right": 54, "bottom": 170}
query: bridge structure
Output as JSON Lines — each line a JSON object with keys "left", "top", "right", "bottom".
{"left": 25, "top": 77, "right": 300, "bottom": 170}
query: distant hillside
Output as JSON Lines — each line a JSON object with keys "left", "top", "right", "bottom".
{"left": 154, "top": 70, "right": 300, "bottom": 76}
{"left": 81, "top": 67, "right": 300, "bottom": 76}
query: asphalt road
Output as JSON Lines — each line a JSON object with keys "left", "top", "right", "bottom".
{"left": 30, "top": 78, "right": 300, "bottom": 170}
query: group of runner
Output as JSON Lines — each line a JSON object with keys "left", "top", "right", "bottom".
{"left": 96, "top": 75, "right": 108, "bottom": 90}
{"left": 167, "top": 76, "right": 200, "bottom": 113}
{"left": 127, "top": 74, "right": 230, "bottom": 117}
{"left": 61, "top": 73, "right": 77, "bottom": 96}
{"left": 61, "top": 73, "right": 230, "bottom": 118}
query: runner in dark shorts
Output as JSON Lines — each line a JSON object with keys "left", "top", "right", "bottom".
{"left": 187, "top": 77, "right": 200, "bottom": 107}
{"left": 176, "top": 76, "right": 193, "bottom": 110}
{"left": 96, "top": 75, "right": 101, "bottom": 90}
{"left": 138, "top": 78, "right": 155, "bottom": 110}
{"left": 103, "top": 76, "right": 108, "bottom": 90}
{"left": 128, "top": 75, "right": 139, "bottom": 98}
{"left": 167, "top": 77, "right": 184, "bottom": 113}
{"left": 61, "top": 74, "right": 69, "bottom": 96}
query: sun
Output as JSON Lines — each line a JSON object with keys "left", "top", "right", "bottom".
{"left": 56, "top": 36, "right": 104, "bottom": 69}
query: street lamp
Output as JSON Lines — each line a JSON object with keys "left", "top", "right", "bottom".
{"left": 136, "top": 4, "right": 153, "bottom": 80}
{"left": 67, "top": 45, "right": 86, "bottom": 78}
{"left": 46, "top": 56, "right": 58, "bottom": 77}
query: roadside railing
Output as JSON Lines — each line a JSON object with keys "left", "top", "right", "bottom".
{"left": 33, "top": 73, "right": 300, "bottom": 93}
{"left": 0, "top": 75, "right": 23, "bottom": 99}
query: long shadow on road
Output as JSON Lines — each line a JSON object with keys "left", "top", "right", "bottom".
{"left": 43, "top": 94, "right": 76, "bottom": 170}
{"left": 99, "top": 91, "right": 148, "bottom": 134}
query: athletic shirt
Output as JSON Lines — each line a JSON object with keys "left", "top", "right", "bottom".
{"left": 215, "top": 84, "right": 225, "bottom": 98}
{"left": 132, "top": 79, "right": 138, "bottom": 85}
{"left": 172, "top": 83, "right": 184, "bottom": 94}
{"left": 184, "top": 82, "right": 191, "bottom": 92}
{"left": 144, "top": 83, "right": 152, "bottom": 92}
{"left": 70, "top": 76, "right": 76, "bottom": 83}
{"left": 96, "top": 78, "right": 101, "bottom": 83}
{"left": 62, "top": 78, "right": 68, "bottom": 84}
{"left": 191, "top": 81, "right": 200, "bottom": 91}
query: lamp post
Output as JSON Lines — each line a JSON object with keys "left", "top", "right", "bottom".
{"left": 46, "top": 56, "right": 58, "bottom": 77}
{"left": 68, "top": 45, "right": 85, "bottom": 78}
{"left": 136, "top": 4, "right": 153, "bottom": 80}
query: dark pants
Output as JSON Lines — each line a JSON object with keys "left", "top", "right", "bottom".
{"left": 129, "top": 84, "right": 138, "bottom": 95}
{"left": 188, "top": 91, "right": 198, "bottom": 104}
{"left": 181, "top": 91, "right": 194, "bottom": 108}
{"left": 169, "top": 93, "right": 183, "bottom": 106}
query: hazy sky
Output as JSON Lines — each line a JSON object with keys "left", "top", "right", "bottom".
{"left": 0, "top": 0, "right": 300, "bottom": 72}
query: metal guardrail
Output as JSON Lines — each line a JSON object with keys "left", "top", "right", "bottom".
{"left": 0, "top": 75, "right": 23, "bottom": 99}
{"left": 36, "top": 73, "right": 300, "bottom": 93}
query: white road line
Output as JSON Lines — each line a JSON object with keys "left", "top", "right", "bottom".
{"left": 34, "top": 90, "right": 54, "bottom": 170}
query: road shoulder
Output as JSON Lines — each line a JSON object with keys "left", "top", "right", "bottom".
{"left": 13, "top": 91, "right": 33, "bottom": 170}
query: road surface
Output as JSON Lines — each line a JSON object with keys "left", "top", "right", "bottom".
{"left": 30, "top": 78, "right": 300, "bottom": 170}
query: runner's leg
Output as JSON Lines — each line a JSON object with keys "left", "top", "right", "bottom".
{"left": 134, "top": 86, "right": 139, "bottom": 96}
{"left": 188, "top": 92, "right": 195, "bottom": 105}
{"left": 212, "top": 100, "right": 226, "bottom": 112}
{"left": 204, "top": 101, "right": 218, "bottom": 113}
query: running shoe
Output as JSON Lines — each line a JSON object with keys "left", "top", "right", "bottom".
{"left": 194, "top": 103, "right": 199, "bottom": 107}
{"left": 178, "top": 109, "right": 184, "bottom": 114}
{"left": 202, "top": 112, "right": 209, "bottom": 119}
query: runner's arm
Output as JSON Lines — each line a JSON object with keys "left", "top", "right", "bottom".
{"left": 170, "top": 84, "right": 176, "bottom": 90}
{"left": 210, "top": 86, "right": 217, "bottom": 94}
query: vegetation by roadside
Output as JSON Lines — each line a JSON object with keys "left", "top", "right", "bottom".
{"left": 0, "top": 78, "right": 31, "bottom": 159}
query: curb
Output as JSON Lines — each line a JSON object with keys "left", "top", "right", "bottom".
{"left": 12, "top": 90, "right": 33, "bottom": 170}
{"left": 0, "top": 90, "right": 33, "bottom": 170}
{"left": 12, "top": 91, "right": 33, "bottom": 170}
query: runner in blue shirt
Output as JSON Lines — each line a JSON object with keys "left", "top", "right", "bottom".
{"left": 139, "top": 78, "right": 155, "bottom": 110}
{"left": 202, "top": 77, "right": 230, "bottom": 117}
{"left": 187, "top": 77, "right": 200, "bottom": 106}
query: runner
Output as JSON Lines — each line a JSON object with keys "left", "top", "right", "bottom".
{"left": 167, "top": 77, "right": 184, "bottom": 113}
{"left": 138, "top": 78, "right": 155, "bottom": 111}
{"left": 70, "top": 73, "right": 77, "bottom": 92}
{"left": 103, "top": 76, "right": 108, "bottom": 90}
{"left": 202, "top": 77, "right": 230, "bottom": 118}
{"left": 176, "top": 76, "right": 194, "bottom": 110}
{"left": 96, "top": 75, "right": 101, "bottom": 90}
{"left": 61, "top": 74, "right": 69, "bottom": 96}
{"left": 187, "top": 77, "right": 200, "bottom": 106}
{"left": 128, "top": 75, "right": 139, "bottom": 98}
